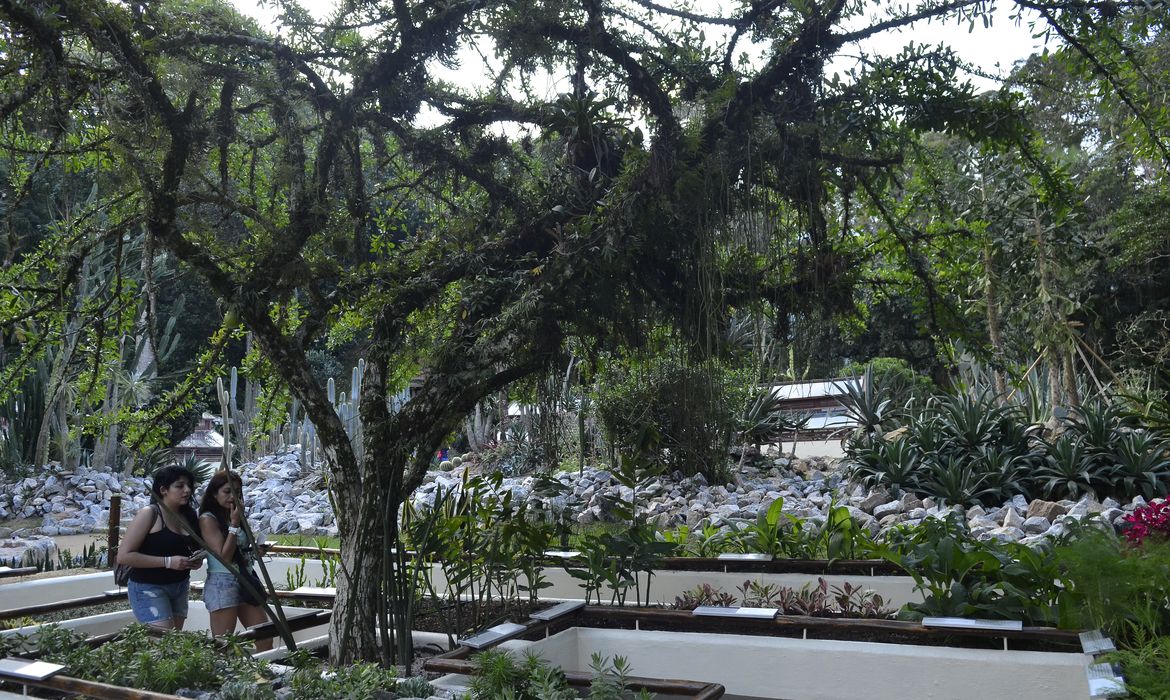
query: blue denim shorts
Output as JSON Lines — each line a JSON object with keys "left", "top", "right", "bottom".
{"left": 128, "top": 579, "right": 190, "bottom": 623}
{"left": 203, "top": 572, "right": 243, "bottom": 612}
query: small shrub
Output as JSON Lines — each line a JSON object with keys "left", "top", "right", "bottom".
{"left": 595, "top": 353, "right": 745, "bottom": 482}
{"left": 395, "top": 676, "right": 436, "bottom": 698}
{"left": 672, "top": 583, "right": 736, "bottom": 610}
{"left": 469, "top": 649, "right": 652, "bottom": 700}
{"left": 737, "top": 580, "right": 782, "bottom": 607}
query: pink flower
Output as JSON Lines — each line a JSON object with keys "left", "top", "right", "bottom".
{"left": 1122, "top": 501, "right": 1170, "bottom": 546}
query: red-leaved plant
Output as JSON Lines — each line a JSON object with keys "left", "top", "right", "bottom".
{"left": 1121, "top": 500, "right": 1170, "bottom": 545}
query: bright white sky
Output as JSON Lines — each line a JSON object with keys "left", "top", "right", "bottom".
{"left": 232, "top": 0, "right": 1048, "bottom": 97}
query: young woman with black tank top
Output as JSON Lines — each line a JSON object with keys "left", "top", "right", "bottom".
{"left": 117, "top": 465, "right": 204, "bottom": 630}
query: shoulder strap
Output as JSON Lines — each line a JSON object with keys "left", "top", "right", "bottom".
{"left": 149, "top": 504, "right": 160, "bottom": 529}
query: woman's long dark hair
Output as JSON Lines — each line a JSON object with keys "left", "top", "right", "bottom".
{"left": 150, "top": 464, "right": 200, "bottom": 533}
{"left": 198, "top": 469, "right": 243, "bottom": 527}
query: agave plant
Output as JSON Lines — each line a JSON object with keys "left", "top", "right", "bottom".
{"left": 907, "top": 409, "right": 949, "bottom": 456}
{"left": 739, "top": 389, "right": 789, "bottom": 448}
{"left": 932, "top": 391, "right": 1007, "bottom": 452}
{"left": 846, "top": 437, "right": 923, "bottom": 495}
{"left": 1110, "top": 431, "right": 1170, "bottom": 501}
{"left": 1065, "top": 400, "right": 1134, "bottom": 460}
{"left": 840, "top": 366, "right": 895, "bottom": 440}
{"left": 1037, "top": 435, "right": 1096, "bottom": 500}
{"left": 969, "top": 446, "right": 1030, "bottom": 505}
{"left": 922, "top": 454, "right": 989, "bottom": 506}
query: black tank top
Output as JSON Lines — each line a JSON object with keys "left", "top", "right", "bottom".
{"left": 129, "top": 506, "right": 197, "bottom": 584}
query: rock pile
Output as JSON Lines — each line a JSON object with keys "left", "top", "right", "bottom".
{"left": 0, "top": 448, "right": 1149, "bottom": 551}
{"left": 0, "top": 466, "right": 152, "bottom": 536}
{"left": 413, "top": 458, "right": 1142, "bottom": 547}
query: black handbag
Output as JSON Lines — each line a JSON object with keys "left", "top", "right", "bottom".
{"left": 114, "top": 505, "right": 159, "bottom": 587}
{"left": 233, "top": 536, "right": 266, "bottom": 606}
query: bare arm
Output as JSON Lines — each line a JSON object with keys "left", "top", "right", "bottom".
{"left": 200, "top": 513, "right": 237, "bottom": 561}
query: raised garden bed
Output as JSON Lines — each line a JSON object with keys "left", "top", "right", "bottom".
{"left": 426, "top": 606, "right": 1092, "bottom": 700}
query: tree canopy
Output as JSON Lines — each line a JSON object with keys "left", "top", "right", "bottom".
{"left": 1, "top": 0, "right": 1167, "bottom": 663}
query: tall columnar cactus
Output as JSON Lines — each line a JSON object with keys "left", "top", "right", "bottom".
{"left": 216, "top": 377, "right": 235, "bottom": 469}
{"left": 215, "top": 358, "right": 372, "bottom": 467}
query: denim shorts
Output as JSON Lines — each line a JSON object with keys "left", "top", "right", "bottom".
{"left": 203, "top": 572, "right": 243, "bottom": 612}
{"left": 128, "top": 579, "right": 190, "bottom": 623}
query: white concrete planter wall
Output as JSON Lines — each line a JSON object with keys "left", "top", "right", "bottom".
{"left": 2, "top": 559, "right": 922, "bottom": 611}
{"left": 0, "top": 571, "right": 111, "bottom": 609}
{"left": 260, "top": 557, "right": 923, "bottom": 608}
{"left": 436, "top": 627, "right": 1091, "bottom": 700}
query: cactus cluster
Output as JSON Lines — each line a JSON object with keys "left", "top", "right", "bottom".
{"left": 216, "top": 358, "right": 373, "bottom": 468}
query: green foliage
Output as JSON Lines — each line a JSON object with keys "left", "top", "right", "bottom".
{"left": 846, "top": 386, "right": 1170, "bottom": 505}
{"left": 1, "top": 625, "right": 269, "bottom": 695}
{"left": 672, "top": 578, "right": 893, "bottom": 618}
{"left": 565, "top": 464, "right": 676, "bottom": 606}
{"left": 840, "top": 358, "right": 936, "bottom": 408}
{"left": 15, "top": 542, "right": 106, "bottom": 572}
{"left": 287, "top": 661, "right": 398, "bottom": 700}
{"left": 220, "top": 679, "right": 277, "bottom": 700}
{"left": 395, "top": 676, "right": 437, "bottom": 698}
{"left": 403, "top": 471, "right": 558, "bottom": 635}
{"left": 880, "top": 514, "right": 1061, "bottom": 624}
{"left": 595, "top": 352, "right": 745, "bottom": 481}
{"left": 662, "top": 499, "right": 881, "bottom": 561}
{"left": 1051, "top": 529, "right": 1170, "bottom": 642}
{"left": 672, "top": 583, "right": 737, "bottom": 610}
{"left": 1104, "top": 634, "right": 1170, "bottom": 700}
{"left": 469, "top": 649, "right": 651, "bottom": 700}
{"left": 838, "top": 365, "right": 895, "bottom": 440}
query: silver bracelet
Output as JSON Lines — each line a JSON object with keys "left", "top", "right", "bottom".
{"left": 164, "top": 556, "right": 171, "bottom": 568}
{"left": 227, "top": 526, "right": 241, "bottom": 536}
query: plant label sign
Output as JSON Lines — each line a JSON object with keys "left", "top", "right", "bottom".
{"left": 693, "top": 606, "right": 779, "bottom": 619}
{"left": 1079, "top": 630, "right": 1116, "bottom": 655}
{"left": 531, "top": 601, "right": 586, "bottom": 621}
{"left": 922, "top": 616, "right": 1023, "bottom": 631}
{"left": 0, "top": 658, "right": 66, "bottom": 681}
{"left": 1086, "top": 663, "right": 1127, "bottom": 698}
{"left": 716, "top": 553, "right": 774, "bottom": 561}
{"left": 460, "top": 621, "right": 528, "bottom": 650}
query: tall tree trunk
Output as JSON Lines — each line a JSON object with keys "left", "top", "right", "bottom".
{"left": 982, "top": 244, "right": 1008, "bottom": 398}
{"left": 1063, "top": 350, "right": 1080, "bottom": 407}
{"left": 35, "top": 324, "right": 80, "bottom": 468}
{"left": 328, "top": 465, "right": 383, "bottom": 664}
{"left": 1034, "top": 203, "right": 1065, "bottom": 412}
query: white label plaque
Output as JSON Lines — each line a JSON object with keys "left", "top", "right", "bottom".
{"left": 530, "top": 601, "right": 586, "bottom": 621}
{"left": 460, "top": 622, "right": 527, "bottom": 649}
{"left": 693, "top": 606, "right": 778, "bottom": 619}
{"left": 716, "top": 553, "right": 774, "bottom": 562}
{"left": 922, "top": 616, "right": 1023, "bottom": 631}
{"left": 0, "top": 658, "right": 66, "bottom": 681}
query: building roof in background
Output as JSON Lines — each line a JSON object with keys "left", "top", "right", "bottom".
{"left": 767, "top": 378, "right": 861, "bottom": 400}
{"left": 177, "top": 429, "right": 224, "bottom": 449}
